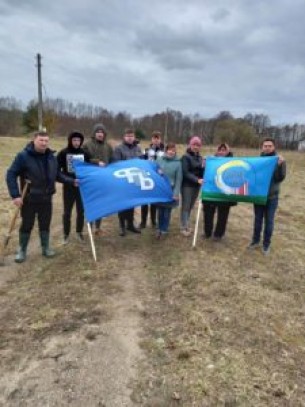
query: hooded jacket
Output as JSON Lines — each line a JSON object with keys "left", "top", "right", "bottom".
{"left": 6, "top": 142, "right": 73, "bottom": 201}
{"left": 57, "top": 131, "right": 90, "bottom": 177}
{"left": 83, "top": 124, "right": 113, "bottom": 164}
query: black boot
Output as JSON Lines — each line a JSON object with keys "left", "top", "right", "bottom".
{"left": 126, "top": 210, "right": 141, "bottom": 234}
{"left": 15, "top": 232, "right": 30, "bottom": 263}
{"left": 127, "top": 224, "right": 141, "bottom": 234}
{"left": 40, "top": 231, "right": 56, "bottom": 258}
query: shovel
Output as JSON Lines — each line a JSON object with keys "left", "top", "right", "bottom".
{"left": 0, "top": 180, "right": 31, "bottom": 266}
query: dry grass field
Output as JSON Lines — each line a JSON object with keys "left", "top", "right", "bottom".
{"left": 0, "top": 136, "right": 304, "bottom": 406}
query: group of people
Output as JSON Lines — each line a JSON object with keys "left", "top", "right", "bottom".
{"left": 6, "top": 124, "right": 286, "bottom": 263}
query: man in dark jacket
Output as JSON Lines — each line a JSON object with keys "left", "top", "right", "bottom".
{"left": 248, "top": 137, "right": 286, "bottom": 255}
{"left": 57, "top": 131, "right": 90, "bottom": 244}
{"left": 141, "top": 131, "right": 165, "bottom": 228}
{"left": 6, "top": 131, "right": 75, "bottom": 263}
{"left": 113, "top": 128, "right": 142, "bottom": 236}
{"left": 83, "top": 123, "right": 113, "bottom": 236}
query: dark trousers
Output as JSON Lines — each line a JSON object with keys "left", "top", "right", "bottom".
{"left": 118, "top": 208, "right": 134, "bottom": 228}
{"left": 63, "top": 184, "right": 84, "bottom": 236}
{"left": 141, "top": 204, "right": 157, "bottom": 225}
{"left": 252, "top": 197, "right": 278, "bottom": 248}
{"left": 203, "top": 203, "right": 230, "bottom": 238}
{"left": 20, "top": 200, "right": 52, "bottom": 234}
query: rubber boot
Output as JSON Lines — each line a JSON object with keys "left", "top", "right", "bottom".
{"left": 40, "top": 231, "right": 56, "bottom": 258}
{"left": 15, "top": 232, "right": 30, "bottom": 263}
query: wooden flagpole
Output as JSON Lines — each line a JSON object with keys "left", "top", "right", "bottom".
{"left": 192, "top": 199, "right": 202, "bottom": 248}
{"left": 87, "top": 222, "right": 97, "bottom": 262}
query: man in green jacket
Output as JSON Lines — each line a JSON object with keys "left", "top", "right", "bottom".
{"left": 83, "top": 123, "right": 113, "bottom": 236}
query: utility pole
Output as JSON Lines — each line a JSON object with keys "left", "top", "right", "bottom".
{"left": 36, "top": 53, "right": 43, "bottom": 131}
{"left": 164, "top": 107, "right": 169, "bottom": 144}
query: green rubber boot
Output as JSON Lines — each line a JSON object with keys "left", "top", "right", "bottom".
{"left": 15, "top": 232, "right": 30, "bottom": 263}
{"left": 40, "top": 231, "right": 56, "bottom": 258}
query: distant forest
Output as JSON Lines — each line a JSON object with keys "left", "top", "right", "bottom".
{"left": 1, "top": 96, "right": 304, "bottom": 149}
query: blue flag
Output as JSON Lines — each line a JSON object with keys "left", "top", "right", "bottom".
{"left": 201, "top": 156, "right": 278, "bottom": 204}
{"left": 73, "top": 159, "right": 173, "bottom": 222}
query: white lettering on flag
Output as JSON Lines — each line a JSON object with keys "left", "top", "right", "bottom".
{"left": 114, "top": 167, "right": 155, "bottom": 190}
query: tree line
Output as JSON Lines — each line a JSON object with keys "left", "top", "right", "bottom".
{"left": 0, "top": 96, "right": 304, "bottom": 149}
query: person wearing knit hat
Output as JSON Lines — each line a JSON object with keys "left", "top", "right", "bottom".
{"left": 180, "top": 136, "right": 204, "bottom": 236}
{"left": 83, "top": 123, "right": 113, "bottom": 236}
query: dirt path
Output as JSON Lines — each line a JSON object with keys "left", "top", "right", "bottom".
{"left": 0, "top": 242, "right": 145, "bottom": 407}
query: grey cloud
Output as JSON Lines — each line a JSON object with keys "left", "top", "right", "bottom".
{"left": 0, "top": 0, "right": 304, "bottom": 123}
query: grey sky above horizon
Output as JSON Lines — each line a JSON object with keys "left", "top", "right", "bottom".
{"left": 1, "top": 0, "right": 304, "bottom": 125}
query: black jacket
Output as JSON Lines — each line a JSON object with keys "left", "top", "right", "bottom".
{"left": 57, "top": 132, "right": 90, "bottom": 178}
{"left": 143, "top": 143, "right": 165, "bottom": 160}
{"left": 181, "top": 148, "right": 204, "bottom": 187}
{"left": 261, "top": 151, "right": 286, "bottom": 199}
{"left": 6, "top": 142, "right": 73, "bottom": 201}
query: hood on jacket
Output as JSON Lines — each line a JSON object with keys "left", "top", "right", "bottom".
{"left": 67, "top": 131, "right": 85, "bottom": 148}
{"left": 92, "top": 123, "right": 107, "bottom": 138}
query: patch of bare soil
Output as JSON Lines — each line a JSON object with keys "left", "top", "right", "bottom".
{"left": 0, "top": 221, "right": 146, "bottom": 407}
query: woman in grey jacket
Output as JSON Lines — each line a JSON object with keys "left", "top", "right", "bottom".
{"left": 155, "top": 143, "right": 182, "bottom": 239}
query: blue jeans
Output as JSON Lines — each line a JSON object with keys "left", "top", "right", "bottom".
{"left": 252, "top": 197, "right": 279, "bottom": 248}
{"left": 158, "top": 207, "right": 172, "bottom": 233}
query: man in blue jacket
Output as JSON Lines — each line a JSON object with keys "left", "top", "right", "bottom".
{"left": 6, "top": 131, "right": 75, "bottom": 263}
{"left": 248, "top": 137, "right": 286, "bottom": 255}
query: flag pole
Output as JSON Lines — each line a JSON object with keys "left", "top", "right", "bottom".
{"left": 87, "top": 222, "right": 97, "bottom": 262}
{"left": 192, "top": 199, "right": 202, "bottom": 248}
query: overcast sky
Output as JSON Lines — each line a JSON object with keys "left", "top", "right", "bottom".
{"left": 1, "top": 0, "right": 304, "bottom": 125}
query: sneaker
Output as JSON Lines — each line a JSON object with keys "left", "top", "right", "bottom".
{"left": 213, "top": 236, "right": 222, "bottom": 242}
{"left": 181, "top": 229, "right": 191, "bottom": 237}
{"left": 262, "top": 246, "right": 270, "bottom": 255}
{"left": 76, "top": 233, "right": 85, "bottom": 242}
{"left": 247, "top": 241, "right": 259, "bottom": 249}
{"left": 62, "top": 235, "right": 69, "bottom": 245}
